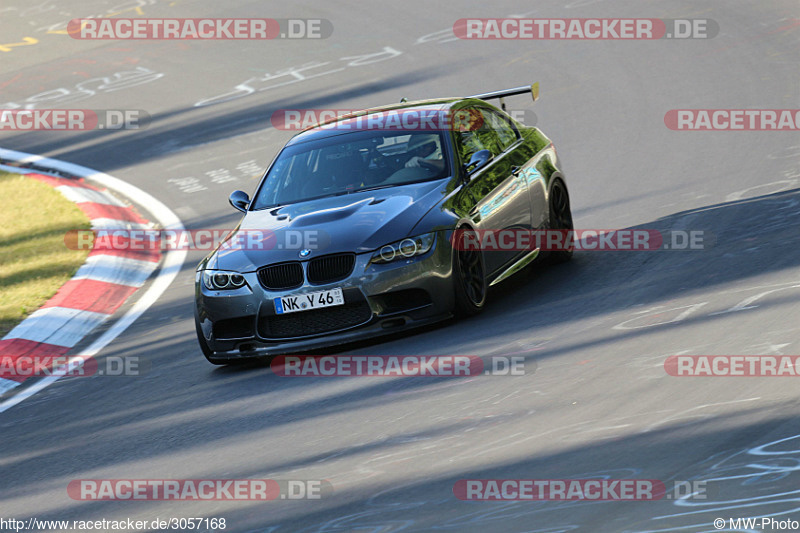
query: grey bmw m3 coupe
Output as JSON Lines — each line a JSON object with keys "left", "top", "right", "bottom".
{"left": 195, "top": 84, "right": 574, "bottom": 363}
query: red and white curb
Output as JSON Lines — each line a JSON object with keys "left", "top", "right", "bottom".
{"left": 0, "top": 149, "right": 186, "bottom": 411}
{"left": 0, "top": 171, "right": 158, "bottom": 393}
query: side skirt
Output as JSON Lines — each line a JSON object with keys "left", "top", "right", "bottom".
{"left": 489, "top": 248, "right": 540, "bottom": 287}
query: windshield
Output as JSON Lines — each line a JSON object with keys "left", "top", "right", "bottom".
{"left": 251, "top": 130, "right": 450, "bottom": 209}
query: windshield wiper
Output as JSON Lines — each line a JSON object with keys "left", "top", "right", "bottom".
{"left": 349, "top": 184, "right": 394, "bottom": 193}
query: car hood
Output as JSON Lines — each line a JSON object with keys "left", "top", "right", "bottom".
{"left": 208, "top": 179, "right": 449, "bottom": 272}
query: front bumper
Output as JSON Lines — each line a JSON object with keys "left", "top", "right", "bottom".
{"left": 194, "top": 233, "right": 455, "bottom": 361}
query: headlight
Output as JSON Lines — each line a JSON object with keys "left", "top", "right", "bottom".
{"left": 202, "top": 270, "right": 247, "bottom": 290}
{"left": 371, "top": 233, "right": 435, "bottom": 264}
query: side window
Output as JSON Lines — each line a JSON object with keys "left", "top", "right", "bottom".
{"left": 454, "top": 107, "right": 518, "bottom": 165}
{"left": 483, "top": 109, "right": 518, "bottom": 150}
{"left": 455, "top": 109, "right": 503, "bottom": 164}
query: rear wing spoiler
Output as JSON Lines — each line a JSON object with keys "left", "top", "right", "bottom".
{"left": 468, "top": 83, "right": 540, "bottom": 111}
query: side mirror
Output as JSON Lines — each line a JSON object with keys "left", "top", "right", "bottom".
{"left": 464, "top": 149, "right": 492, "bottom": 175}
{"left": 228, "top": 190, "right": 250, "bottom": 212}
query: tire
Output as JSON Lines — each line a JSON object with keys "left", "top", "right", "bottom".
{"left": 452, "top": 228, "right": 487, "bottom": 317}
{"left": 548, "top": 179, "right": 574, "bottom": 264}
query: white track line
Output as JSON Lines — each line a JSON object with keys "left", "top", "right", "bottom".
{"left": 7, "top": 308, "right": 111, "bottom": 347}
{"left": 56, "top": 185, "right": 127, "bottom": 206}
{"left": 90, "top": 218, "right": 152, "bottom": 230}
{"left": 0, "top": 148, "right": 187, "bottom": 413}
{"left": 72, "top": 255, "right": 159, "bottom": 287}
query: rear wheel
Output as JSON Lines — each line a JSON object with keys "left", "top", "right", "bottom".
{"left": 453, "top": 229, "right": 487, "bottom": 316}
{"left": 548, "top": 179, "right": 574, "bottom": 264}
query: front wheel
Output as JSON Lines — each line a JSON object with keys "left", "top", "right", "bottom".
{"left": 452, "top": 230, "right": 487, "bottom": 317}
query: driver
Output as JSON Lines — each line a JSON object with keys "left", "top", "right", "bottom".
{"left": 404, "top": 135, "right": 445, "bottom": 171}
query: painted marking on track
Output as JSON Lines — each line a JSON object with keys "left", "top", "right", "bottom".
{"left": 0, "top": 37, "right": 38, "bottom": 52}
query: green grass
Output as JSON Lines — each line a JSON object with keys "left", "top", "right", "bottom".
{"left": 0, "top": 172, "right": 91, "bottom": 338}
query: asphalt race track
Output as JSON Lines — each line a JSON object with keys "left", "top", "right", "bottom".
{"left": 1, "top": 1, "right": 800, "bottom": 531}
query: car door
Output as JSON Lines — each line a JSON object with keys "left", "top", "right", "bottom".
{"left": 454, "top": 106, "right": 532, "bottom": 276}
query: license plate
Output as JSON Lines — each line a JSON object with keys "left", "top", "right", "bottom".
{"left": 274, "top": 287, "right": 344, "bottom": 314}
